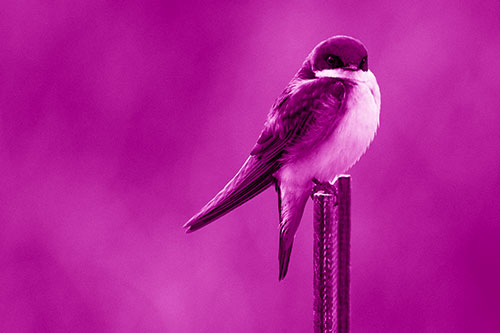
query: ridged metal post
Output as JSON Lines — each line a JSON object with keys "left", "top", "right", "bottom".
{"left": 312, "top": 176, "right": 351, "bottom": 333}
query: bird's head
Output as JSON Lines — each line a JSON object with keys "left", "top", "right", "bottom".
{"left": 296, "top": 36, "right": 368, "bottom": 79}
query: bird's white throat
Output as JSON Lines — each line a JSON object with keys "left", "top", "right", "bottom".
{"left": 314, "top": 69, "right": 380, "bottom": 110}
{"left": 314, "top": 68, "right": 375, "bottom": 83}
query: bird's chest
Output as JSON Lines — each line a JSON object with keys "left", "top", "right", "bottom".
{"left": 281, "top": 81, "right": 379, "bottom": 184}
{"left": 314, "top": 82, "right": 379, "bottom": 180}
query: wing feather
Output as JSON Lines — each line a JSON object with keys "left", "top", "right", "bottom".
{"left": 184, "top": 78, "right": 347, "bottom": 233}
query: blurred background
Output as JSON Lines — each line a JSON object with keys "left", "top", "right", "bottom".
{"left": 1, "top": 1, "right": 500, "bottom": 332}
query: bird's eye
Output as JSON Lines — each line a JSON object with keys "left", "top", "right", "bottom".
{"left": 326, "top": 55, "right": 342, "bottom": 68}
{"left": 360, "top": 56, "right": 368, "bottom": 70}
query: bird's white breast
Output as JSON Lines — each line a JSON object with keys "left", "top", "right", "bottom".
{"left": 278, "top": 69, "right": 380, "bottom": 186}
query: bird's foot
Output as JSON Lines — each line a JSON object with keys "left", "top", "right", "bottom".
{"left": 311, "top": 178, "right": 337, "bottom": 204}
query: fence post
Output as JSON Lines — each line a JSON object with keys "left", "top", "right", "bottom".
{"left": 312, "top": 176, "right": 351, "bottom": 333}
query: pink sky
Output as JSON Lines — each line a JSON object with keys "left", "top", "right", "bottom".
{"left": 1, "top": 1, "right": 500, "bottom": 332}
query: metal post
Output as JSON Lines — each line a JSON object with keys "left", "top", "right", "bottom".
{"left": 312, "top": 176, "right": 351, "bottom": 333}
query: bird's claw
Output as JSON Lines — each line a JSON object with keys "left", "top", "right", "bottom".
{"left": 311, "top": 178, "right": 337, "bottom": 205}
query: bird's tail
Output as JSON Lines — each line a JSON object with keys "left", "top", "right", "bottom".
{"left": 184, "top": 156, "right": 277, "bottom": 233}
{"left": 276, "top": 183, "right": 310, "bottom": 280}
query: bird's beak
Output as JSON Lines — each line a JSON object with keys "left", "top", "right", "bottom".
{"left": 344, "top": 64, "right": 359, "bottom": 71}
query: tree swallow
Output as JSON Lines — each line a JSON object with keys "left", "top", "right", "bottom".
{"left": 184, "top": 36, "right": 381, "bottom": 280}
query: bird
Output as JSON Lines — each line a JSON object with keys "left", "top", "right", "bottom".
{"left": 184, "top": 35, "right": 381, "bottom": 280}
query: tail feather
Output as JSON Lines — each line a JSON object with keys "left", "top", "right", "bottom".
{"left": 279, "top": 237, "right": 294, "bottom": 280}
{"left": 276, "top": 181, "right": 293, "bottom": 281}
{"left": 276, "top": 183, "right": 310, "bottom": 280}
{"left": 184, "top": 156, "right": 277, "bottom": 232}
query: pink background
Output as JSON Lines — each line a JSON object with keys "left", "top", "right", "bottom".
{"left": 1, "top": 1, "right": 500, "bottom": 332}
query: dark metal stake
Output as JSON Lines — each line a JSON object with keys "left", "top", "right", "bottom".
{"left": 312, "top": 176, "right": 351, "bottom": 333}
